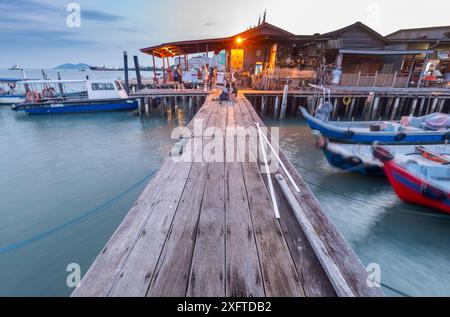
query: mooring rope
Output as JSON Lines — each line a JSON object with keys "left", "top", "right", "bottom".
{"left": 0, "top": 169, "right": 157, "bottom": 255}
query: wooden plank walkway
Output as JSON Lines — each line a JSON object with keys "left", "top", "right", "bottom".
{"left": 131, "top": 88, "right": 209, "bottom": 98}
{"left": 242, "top": 86, "right": 450, "bottom": 98}
{"left": 72, "top": 92, "right": 383, "bottom": 297}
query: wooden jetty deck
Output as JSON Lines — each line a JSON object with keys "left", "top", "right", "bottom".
{"left": 242, "top": 86, "right": 450, "bottom": 98}
{"left": 73, "top": 92, "right": 383, "bottom": 297}
{"left": 131, "top": 88, "right": 209, "bottom": 98}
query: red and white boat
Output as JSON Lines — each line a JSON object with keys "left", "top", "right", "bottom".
{"left": 373, "top": 143, "right": 450, "bottom": 214}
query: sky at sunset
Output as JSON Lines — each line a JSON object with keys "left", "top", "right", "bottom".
{"left": 1, "top": 0, "right": 449, "bottom": 68}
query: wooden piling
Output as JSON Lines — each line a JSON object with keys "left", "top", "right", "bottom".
{"left": 280, "top": 85, "right": 289, "bottom": 120}
{"left": 391, "top": 97, "right": 400, "bottom": 120}
{"left": 274, "top": 96, "right": 280, "bottom": 119}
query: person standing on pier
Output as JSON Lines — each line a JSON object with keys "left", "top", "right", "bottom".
{"left": 209, "top": 66, "right": 218, "bottom": 90}
{"left": 202, "top": 64, "right": 209, "bottom": 92}
{"left": 175, "top": 64, "right": 185, "bottom": 91}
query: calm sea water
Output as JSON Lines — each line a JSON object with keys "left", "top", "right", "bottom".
{"left": 1, "top": 70, "right": 450, "bottom": 297}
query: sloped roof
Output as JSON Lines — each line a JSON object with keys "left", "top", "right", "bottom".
{"left": 141, "top": 22, "right": 300, "bottom": 58}
{"left": 319, "top": 21, "right": 390, "bottom": 44}
{"left": 386, "top": 25, "right": 450, "bottom": 42}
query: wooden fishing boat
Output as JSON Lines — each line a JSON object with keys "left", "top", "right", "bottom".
{"left": 313, "top": 131, "right": 449, "bottom": 177}
{"left": 11, "top": 79, "right": 138, "bottom": 115}
{"left": 373, "top": 143, "right": 450, "bottom": 213}
{"left": 301, "top": 107, "right": 450, "bottom": 144}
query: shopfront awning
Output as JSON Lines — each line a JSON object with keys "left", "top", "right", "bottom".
{"left": 339, "top": 49, "right": 434, "bottom": 55}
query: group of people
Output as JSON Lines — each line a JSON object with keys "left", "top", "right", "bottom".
{"left": 201, "top": 64, "right": 218, "bottom": 92}
{"left": 173, "top": 62, "right": 239, "bottom": 103}
{"left": 217, "top": 72, "right": 239, "bottom": 103}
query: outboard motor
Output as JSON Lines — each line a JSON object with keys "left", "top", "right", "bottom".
{"left": 314, "top": 101, "right": 333, "bottom": 122}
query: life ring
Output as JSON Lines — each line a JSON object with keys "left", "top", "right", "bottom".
{"left": 26, "top": 91, "right": 40, "bottom": 103}
{"left": 42, "top": 88, "right": 55, "bottom": 98}
{"left": 395, "top": 133, "right": 407, "bottom": 142}
{"left": 343, "top": 96, "right": 352, "bottom": 106}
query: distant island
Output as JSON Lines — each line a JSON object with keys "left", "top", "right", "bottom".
{"left": 54, "top": 63, "right": 165, "bottom": 72}
{"left": 54, "top": 63, "right": 91, "bottom": 70}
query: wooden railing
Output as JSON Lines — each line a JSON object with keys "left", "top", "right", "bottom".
{"left": 340, "top": 72, "right": 409, "bottom": 88}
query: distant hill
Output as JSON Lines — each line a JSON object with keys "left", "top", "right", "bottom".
{"left": 54, "top": 63, "right": 91, "bottom": 70}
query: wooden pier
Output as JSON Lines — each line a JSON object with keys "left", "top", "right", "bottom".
{"left": 73, "top": 92, "right": 383, "bottom": 297}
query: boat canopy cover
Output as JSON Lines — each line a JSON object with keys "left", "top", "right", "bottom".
{"left": 0, "top": 78, "right": 23, "bottom": 83}
{"left": 315, "top": 101, "right": 333, "bottom": 122}
{"left": 16, "top": 79, "right": 87, "bottom": 84}
{"left": 409, "top": 113, "right": 450, "bottom": 131}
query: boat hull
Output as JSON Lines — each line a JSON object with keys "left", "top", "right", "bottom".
{"left": 12, "top": 99, "right": 138, "bottom": 115}
{"left": 0, "top": 95, "right": 25, "bottom": 105}
{"left": 383, "top": 161, "right": 450, "bottom": 214}
{"left": 322, "top": 147, "right": 385, "bottom": 177}
{"left": 301, "top": 107, "right": 449, "bottom": 144}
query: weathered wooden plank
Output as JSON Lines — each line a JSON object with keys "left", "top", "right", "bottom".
{"left": 225, "top": 162, "right": 264, "bottom": 297}
{"left": 72, "top": 158, "right": 176, "bottom": 297}
{"left": 242, "top": 162, "right": 305, "bottom": 297}
{"left": 187, "top": 162, "right": 226, "bottom": 297}
{"left": 276, "top": 174, "right": 354, "bottom": 297}
{"left": 146, "top": 162, "right": 208, "bottom": 297}
{"left": 274, "top": 179, "right": 336, "bottom": 297}
{"left": 73, "top": 93, "right": 216, "bottom": 298}
{"left": 108, "top": 162, "right": 193, "bottom": 296}
{"left": 243, "top": 97, "right": 383, "bottom": 297}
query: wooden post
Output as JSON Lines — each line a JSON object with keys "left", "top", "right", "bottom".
{"left": 391, "top": 97, "right": 400, "bottom": 120}
{"left": 371, "top": 97, "right": 380, "bottom": 120}
{"left": 430, "top": 98, "right": 439, "bottom": 113}
{"left": 274, "top": 96, "right": 280, "bottom": 119}
{"left": 123, "top": 51, "right": 130, "bottom": 93}
{"left": 152, "top": 51, "right": 157, "bottom": 82}
{"left": 347, "top": 98, "right": 357, "bottom": 119}
{"left": 133, "top": 55, "right": 143, "bottom": 91}
{"left": 166, "top": 57, "right": 172, "bottom": 81}
{"left": 437, "top": 99, "right": 445, "bottom": 113}
{"left": 332, "top": 98, "right": 339, "bottom": 119}
{"left": 261, "top": 96, "right": 267, "bottom": 116}
{"left": 171, "top": 97, "right": 176, "bottom": 114}
{"left": 391, "top": 71, "right": 398, "bottom": 87}
{"left": 406, "top": 55, "right": 416, "bottom": 88}
{"left": 356, "top": 71, "right": 362, "bottom": 87}
{"left": 373, "top": 71, "right": 378, "bottom": 87}
{"left": 280, "top": 85, "right": 289, "bottom": 120}
{"left": 410, "top": 98, "right": 418, "bottom": 116}
{"left": 385, "top": 97, "right": 394, "bottom": 119}
{"left": 418, "top": 98, "right": 426, "bottom": 116}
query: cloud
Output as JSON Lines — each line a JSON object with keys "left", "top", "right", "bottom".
{"left": 82, "top": 9, "right": 125, "bottom": 22}
{"left": 0, "top": 28, "right": 97, "bottom": 48}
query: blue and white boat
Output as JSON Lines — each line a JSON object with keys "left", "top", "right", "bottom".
{"left": 0, "top": 78, "right": 26, "bottom": 105}
{"left": 301, "top": 106, "right": 450, "bottom": 145}
{"left": 12, "top": 79, "right": 138, "bottom": 115}
{"left": 313, "top": 130, "right": 449, "bottom": 177}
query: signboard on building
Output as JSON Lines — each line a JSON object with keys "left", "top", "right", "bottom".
{"left": 437, "top": 51, "right": 450, "bottom": 60}
{"left": 230, "top": 49, "right": 244, "bottom": 72}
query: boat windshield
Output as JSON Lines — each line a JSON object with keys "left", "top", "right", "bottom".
{"left": 18, "top": 80, "right": 88, "bottom": 100}
{"left": 0, "top": 81, "right": 23, "bottom": 95}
